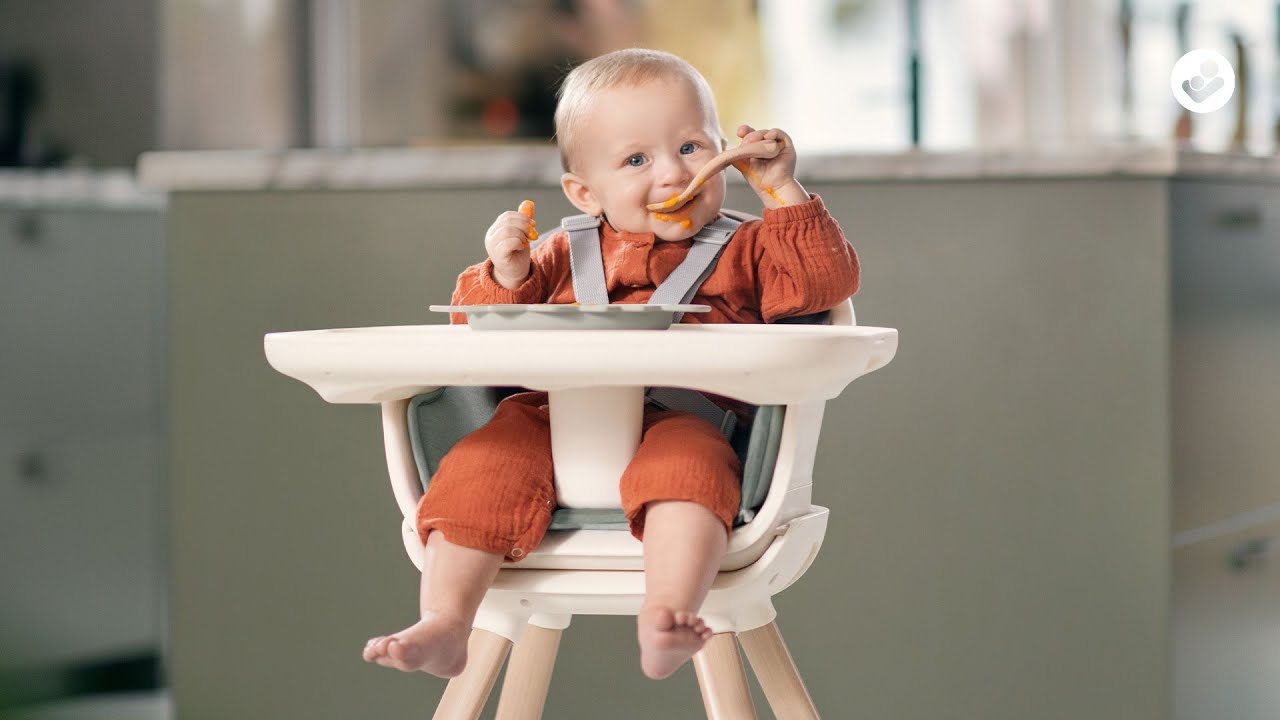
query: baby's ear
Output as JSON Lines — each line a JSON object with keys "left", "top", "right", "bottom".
{"left": 561, "top": 173, "right": 602, "bottom": 216}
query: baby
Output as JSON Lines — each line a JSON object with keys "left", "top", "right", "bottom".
{"left": 363, "top": 48, "right": 859, "bottom": 681}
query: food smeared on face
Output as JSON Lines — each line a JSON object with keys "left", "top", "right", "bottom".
{"left": 650, "top": 205, "right": 694, "bottom": 228}
{"left": 650, "top": 178, "right": 707, "bottom": 211}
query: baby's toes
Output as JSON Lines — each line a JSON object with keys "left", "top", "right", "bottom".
{"left": 376, "top": 640, "right": 405, "bottom": 668}
{"left": 388, "top": 637, "right": 421, "bottom": 666}
{"left": 363, "top": 637, "right": 387, "bottom": 661}
{"left": 386, "top": 639, "right": 411, "bottom": 666}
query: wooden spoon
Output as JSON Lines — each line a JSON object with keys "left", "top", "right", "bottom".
{"left": 646, "top": 140, "right": 781, "bottom": 211}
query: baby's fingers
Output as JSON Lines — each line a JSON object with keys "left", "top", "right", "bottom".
{"left": 737, "top": 124, "right": 757, "bottom": 140}
{"left": 762, "top": 127, "right": 790, "bottom": 148}
{"left": 499, "top": 223, "right": 533, "bottom": 251}
{"left": 492, "top": 212, "right": 536, "bottom": 244}
{"left": 485, "top": 218, "right": 533, "bottom": 258}
{"left": 737, "top": 124, "right": 788, "bottom": 150}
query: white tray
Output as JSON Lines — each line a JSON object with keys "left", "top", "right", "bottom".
{"left": 264, "top": 323, "right": 897, "bottom": 405}
{"left": 429, "top": 303, "right": 710, "bottom": 331}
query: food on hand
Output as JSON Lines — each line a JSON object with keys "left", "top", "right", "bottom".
{"left": 519, "top": 200, "right": 538, "bottom": 244}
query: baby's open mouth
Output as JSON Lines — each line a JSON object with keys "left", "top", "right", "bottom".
{"left": 649, "top": 194, "right": 697, "bottom": 229}
{"left": 652, "top": 193, "right": 696, "bottom": 214}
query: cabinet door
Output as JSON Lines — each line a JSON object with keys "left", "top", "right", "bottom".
{"left": 0, "top": 208, "right": 164, "bottom": 430}
{"left": 1174, "top": 518, "right": 1280, "bottom": 720}
{"left": 0, "top": 431, "right": 162, "bottom": 669}
{"left": 1171, "top": 181, "right": 1280, "bottom": 531}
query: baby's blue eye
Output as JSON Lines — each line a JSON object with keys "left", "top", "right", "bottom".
{"left": 626, "top": 154, "right": 646, "bottom": 167}
{"left": 680, "top": 142, "right": 697, "bottom": 155}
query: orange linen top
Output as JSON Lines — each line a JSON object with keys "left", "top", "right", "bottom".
{"left": 451, "top": 194, "right": 859, "bottom": 324}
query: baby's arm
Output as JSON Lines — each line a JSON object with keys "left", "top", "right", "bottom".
{"left": 727, "top": 127, "right": 859, "bottom": 320}
{"left": 448, "top": 201, "right": 551, "bottom": 324}
{"left": 751, "top": 196, "right": 861, "bottom": 323}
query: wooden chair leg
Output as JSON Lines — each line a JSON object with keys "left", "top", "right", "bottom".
{"left": 432, "top": 628, "right": 512, "bottom": 720}
{"left": 494, "top": 624, "right": 563, "bottom": 720}
{"left": 693, "top": 632, "right": 757, "bottom": 720}
{"left": 738, "top": 621, "right": 819, "bottom": 719}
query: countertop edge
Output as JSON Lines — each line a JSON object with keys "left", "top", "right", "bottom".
{"left": 0, "top": 169, "right": 167, "bottom": 209}
{"left": 136, "top": 144, "right": 1280, "bottom": 192}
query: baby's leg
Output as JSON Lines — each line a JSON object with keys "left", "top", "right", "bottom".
{"left": 362, "top": 531, "right": 502, "bottom": 676}
{"left": 364, "top": 392, "right": 555, "bottom": 677}
{"left": 637, "top": 500, "right": 728, "bottom": 680}
{"left": 622, "top": 408, "right": 740, "bottom": 679}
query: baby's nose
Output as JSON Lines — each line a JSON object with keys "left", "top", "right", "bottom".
{"left": 656, "top": 155, "right": 693, "bottom": 186}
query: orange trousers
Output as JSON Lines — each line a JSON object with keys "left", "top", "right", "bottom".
{"left": 416, "top": 391, "right": 742, "bottom": 562}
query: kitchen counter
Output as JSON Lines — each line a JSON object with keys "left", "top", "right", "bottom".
{"left": 137, "top": 144, "right": 1280, "bottom": 192}
{"left": 0, "top": 169, "right": 165, "bottom": 208}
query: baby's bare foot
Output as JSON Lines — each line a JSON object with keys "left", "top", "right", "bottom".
{"left": 362, "top": 612, "right": 471, "bottom": 678}
{"left": 636, "top": 605, "right": 713, "bottom": 679}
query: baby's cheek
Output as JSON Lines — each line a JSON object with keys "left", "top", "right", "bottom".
{"left": 621, "top": 177, "right": 650, "bottom": 200}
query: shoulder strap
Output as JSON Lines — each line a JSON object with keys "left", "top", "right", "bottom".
{"left": 562, "top": 214, "right": 609, "bottom": 305}
{"left": 648, "top": 214, "right": 743, "bottom": 308}
{"left": 562, "top": 211, "right": 751, "bottom": 314}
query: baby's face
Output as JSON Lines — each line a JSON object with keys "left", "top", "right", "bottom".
{"left": 565, "top": 77, "right": 726, "bottom": 241}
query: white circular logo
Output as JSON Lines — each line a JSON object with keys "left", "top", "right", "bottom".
{"left": 1170, "top": 50, "right": 1235, "bottom": 113}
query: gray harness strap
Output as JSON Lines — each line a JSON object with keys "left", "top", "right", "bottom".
{"left": 564, "top": 214, "right": 609, "bottom": 305}
{"left": 646, "top": 214, "right": 742, "bottom": 308}
{"left": 563, "top": 213, "right": 743, "bottom": 314}
{"left": 561, "top": 212, "right": 747, "bottom": 438}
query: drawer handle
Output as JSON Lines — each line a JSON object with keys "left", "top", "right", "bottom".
{"left": 1227, "top": 537, "right": 1271, "bottom": 572}
{"left": 1214, "top": 206, "right": 1263, "bottom": 229}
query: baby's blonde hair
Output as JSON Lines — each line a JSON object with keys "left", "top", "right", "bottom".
{"left": 554, "top": 48, "right": 722, "bottom": 172}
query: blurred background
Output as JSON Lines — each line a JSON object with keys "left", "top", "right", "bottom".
{"left": 5, "top": 0, "right": 1280, "bottom": 163}
{"left": 2, "top": 1, "right": 1279, "bottom": 719}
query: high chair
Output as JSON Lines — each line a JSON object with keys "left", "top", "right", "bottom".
{"left": 264, "top": 298, "right": 896, "bottom": 719}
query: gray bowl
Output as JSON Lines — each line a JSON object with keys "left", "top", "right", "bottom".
{"left": 429, "top": 303, "right": 710, "bottom": 331}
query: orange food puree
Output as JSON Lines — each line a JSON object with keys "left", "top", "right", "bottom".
{"left": 653, "top": 178, "right": 707, "bottom": 210}
{"left": 735, "top": 166, "right": 786, "bottom": 206}
{"left": 653, "top": 193, "right": 683, "bottom": 210}
{"left": 651, "top": 208, "right": 693, "bottom": 228}
{"left": 518, "top": 199, "right": 538, "bottom": 242}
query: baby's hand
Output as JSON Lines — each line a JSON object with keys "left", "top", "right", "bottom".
{"left": 732, "top": 125, "right": 809, "bottom": 209}
{"left": 485, "top": 200, "right": 537, "bottom": 289}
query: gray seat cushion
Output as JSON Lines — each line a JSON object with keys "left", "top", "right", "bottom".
{"left": 407, "top": 387, "right": 785, "bottom": 530}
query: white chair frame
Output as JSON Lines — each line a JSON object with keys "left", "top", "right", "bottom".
{"left": 264, "top": 299, "right": 897, "bottom": 719}
{"left": 381, "top": 301, "right": 855, "bottom": 718}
